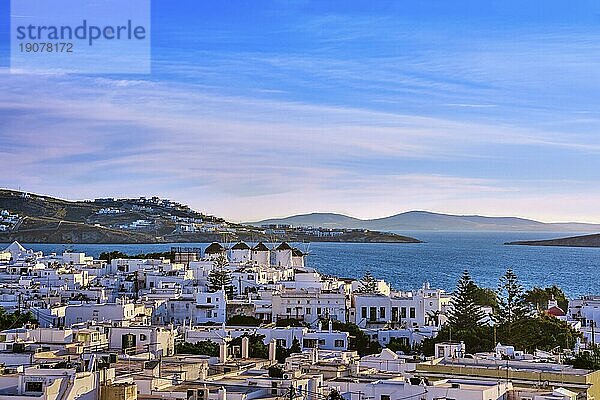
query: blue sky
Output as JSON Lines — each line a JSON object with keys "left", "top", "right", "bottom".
{"left": 2, "top": 1, "right": 600, "bottom": 222}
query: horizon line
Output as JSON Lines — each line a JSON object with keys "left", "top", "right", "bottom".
{"left": 4, "top": 187, "right": 600, "bottom": 227}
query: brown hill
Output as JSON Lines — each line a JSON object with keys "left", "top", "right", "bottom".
{"left": 506, "top": 233, "right": 600, "bottom": 248}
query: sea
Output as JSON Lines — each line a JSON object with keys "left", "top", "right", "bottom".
{"left": 3, "top": 231, "right": 599, "bottom": 297}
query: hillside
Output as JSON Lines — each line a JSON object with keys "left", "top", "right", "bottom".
{"left": 250, "top": 211, "right": 600, "bottom": 232}
{"left": 255, "top": 213, "right": 363, "bottom": 228}
{"left": 0, "top": 190, "right": 419, "bottom": 244}
{"left": 505, "top": 233, "right": 600, "bottom": 248}
{"left": 0, "top": 189, "right": 231, "bottom": 243}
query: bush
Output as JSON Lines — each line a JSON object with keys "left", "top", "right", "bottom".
{"left": 231, "top": 334, "right": 269, "bottom": 359}
{"left": 331, "top": 320, "right": 381, "bottom": 356}
{"left": 386, "top": 337, "right": 412, "bottom": 354}
{"left": 176, "top": 340, "right": 219, "bottom": 356}
{"left": 268, "top": 365, "right": 284, "bottom": 378}
{"left": 227, "top": 315, "right": 261, "bottom": 326}
{"left": 276, "top": 318, "right": 306, "bottom": 327}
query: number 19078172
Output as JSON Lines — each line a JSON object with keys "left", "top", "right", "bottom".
{"left": 19, "top": 42, "right": 73, "bottom": 53}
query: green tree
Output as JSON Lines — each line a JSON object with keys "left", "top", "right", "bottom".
{"left": 289, "top": 337, "right": 301, "bottom": 354}
{"left": 207, "top": 255, "right": 233, "bottom": 298}
{"left": 427, "top": 271, "right": 493, "bottom": 354}
{"left": 99, "top": 251, "right": 128, "bottom": 262}
{"left": 176, "top": 340, "right": 219, "bottom": 356}
{"left": 570, "top": 345, "right": 600, "bottom": 370}
{"left": 426, "top": 310, "right": 441, "bottom": 326}
{"left": 276, "top": 318, "right": 307, "bottom": 327}
{"left": 387, "top": 337, "right": 412, "bottom": 354}
{"left": 507, "top": 313, "right": 579, "bottom": 352}
{"left": 421, "top": 324, "right": 494, "bottom": 356}
{"left": 495, "top": 269, "right": 528, "bottom": 338}
{"left": 332, "top": 320, "right": 381, "bottom": 356}
{"left": 268, "top": 365, "right": 284, "bottom": 378}
{"left": 227, "top": 315, "right": 261, "bottom": 326}
{"left": 275, "top": 337, "right": 302, "bottom": 363}
{"left": 524, "top": 285, "right": 569, "bottom": 312}
{"left": 358, "top": 271, "right": 378, "bottom": 294}
{"left": 231, "top": 334, "right": 269, "bottom": 358}
{"left": 0, "top": 309, "right": 37, "bottom": 331}
{"left": 99, "top": 250, "right": 173, "bottom": 262}
{"left": 326, "top": 389, "right": 345, "bottom": 400}
{"left": 472, "top": 286, "right": 498, "bottom": 310}
{"left": 447, "top": 270, "right": 486, "bottom": 329}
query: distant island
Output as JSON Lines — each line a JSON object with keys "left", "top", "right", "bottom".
{"left": 0, "top": 189, "right": 420, "bottom": 244}
{"left": 505, "top": 233, "right": 600, "bottom": 248}
{"left": 249, "top": 211, "right": 600, "bottom": 232}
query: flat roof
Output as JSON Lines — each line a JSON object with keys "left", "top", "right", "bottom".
{"left": 426, "top": 357, "right": 592, "bottom": 376}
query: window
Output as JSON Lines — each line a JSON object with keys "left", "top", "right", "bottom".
{"left": 318, "top": 339, "right": 325, "bottom": 345}
{"left": 140, "top": 334, "right": 147, "bottom": 341}
{"left": 334, "top": 339, "right": 344, "bottom": 348}
{"left": 369, "top": 307, "right": 376, "bottom": 321}
{"left": 401, "top": 307, "right": 407, "bottom": 318}
{"left": 361, "top": 307, "right": 367, "bottom": 319}
{"left": 380, "top": 307, "right": 386, "bottom": 319}
{"left": 381, "top": 396, "right": 391, "bottom": 400}
{"left": 317, "top": 307, "right": 322, "bottom": 315}
{"left": 391, "top": 307, "right": 399, "bottom": 321}
{"left": 207, "top": 297, "right": 211, "bottom": 303}
{"left": 286, "top": 307, "right": 292, "bottom": 314}
{"left": 410, "top": 307, "right": 416, "bottom": 319}
{"left": 25, "top": 382, "right": 43, "bottom": 392}
{"left": 271, "top": 382, "right": 278, "bottom": 395}
{"left": 306, "top": 307, "right": 312, "bottom": 315}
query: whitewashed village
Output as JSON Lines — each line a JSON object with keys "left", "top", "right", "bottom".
{"left": 0, "top": 240, "right": 597, "bottom": 400}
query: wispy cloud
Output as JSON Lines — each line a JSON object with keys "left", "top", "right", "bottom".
{"left": 3, "top": 2, "right": 600, "bottom": 221}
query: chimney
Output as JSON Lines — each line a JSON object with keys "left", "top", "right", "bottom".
{"left": 350, "top": 360, "right": 360, "bottom": 376}
{"left": 217, "top": 387, "right": 227, "bottom": 400}
{"left": 219, "top": 339, "right": 229, "bottom": 363}
{"left": 268, "top": 339, "right": 277, "bottom": 363}
{"left": 241, "top": 336, "right": 249, "bottom": 359}
{"left": 311, "top": 346, "right": 319, "bottom": 364}
{"left": 317, "top": 321, "right": 322, "bottom": 331}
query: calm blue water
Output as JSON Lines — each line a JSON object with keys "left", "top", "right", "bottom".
{"left": 3, "top": 231, "right": 599, "bottom": 296}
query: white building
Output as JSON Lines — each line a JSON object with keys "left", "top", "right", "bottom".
{"left": 229, "top": 242, "right": 251, "bottom": 263}
{"left": 185, "top": 325, "right": 349, "bottom": 351}
{"left": 353, "top": 283, "right": 450, "bottom": 329}
{"left": 250, "top": 242, "right": 271, "bottom": 266}
{"left": 327, "top": 377, "right": 512, "bottom": 400}
{"left": 62, "top": 301, "right": 148, "bottom": 327}
{"left": 108, "top": 325, "right": 176, "bottom": 356}
{"left": 272, "top": 287, "right": 348, "bottom": 325}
